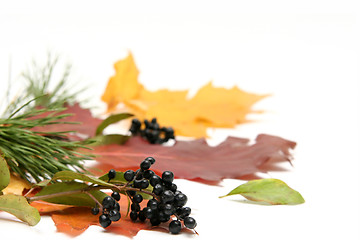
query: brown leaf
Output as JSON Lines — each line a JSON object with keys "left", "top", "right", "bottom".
{"left": 31, "top": 103, "right": 102, "bottom": 140}
{"left": 90, "top": 134, "right": 296, "bottom": 185}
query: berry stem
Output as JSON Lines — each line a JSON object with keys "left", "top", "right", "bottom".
{"left": 83, "top": 191, "right": 103, "bottom": 210}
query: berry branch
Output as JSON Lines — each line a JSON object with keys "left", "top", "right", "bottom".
{"left": 26, "top": 157, "right": 197, "bottom": 235}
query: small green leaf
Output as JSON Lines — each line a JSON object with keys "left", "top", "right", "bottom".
{"left": 0, "top": 194, "right": 40, "bottom": 226}
{"left": 52, "top": 170, "right": 114, "bottom": 187}
{"left": 98, "top": 171, "right": 127, "bottom": 184}
{"left": 33, "top": 179, "right": 51, "bottom": 188}
{"left": 35, "top": 181, "right": 107, "bottom": 207}
{"left": 90, "top": 134, "right": 130, "bottom": 146}
{"left": 0, "top": 156, "right": 10, "bottom": 191}
{"left": 95, "top": 113, "right": 133, "bottom": 136}
{"left": 220, "top": 178, "right": 305, "bottom": 205}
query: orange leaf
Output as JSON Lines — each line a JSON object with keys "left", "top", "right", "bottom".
{"left": 101, "top": 53, "right": 267, "bottom": 137}
{"left": 101, "top": 52, "right": 143, "bottom": 112}
{"left": 31, "top": 201, "right": 72, "bottom": 214}
{"left": 31, "top": 198, "right": 180, "bottom": 238}
{"left": 51, "top": 207, "right": 99, "bottom": 237}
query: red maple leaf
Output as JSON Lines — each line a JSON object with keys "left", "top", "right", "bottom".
{"left": 90, "top": 134, "right": 296, "bottom": 185}
{"left": 31, "top": 103, "right": 102, "bottom": 140}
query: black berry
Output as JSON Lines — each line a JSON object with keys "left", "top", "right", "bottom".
{"left": 163, "top": 203, "right": 175, "bottom": 215}
{"left": 99, "top": 214, "right": 112, "bottom": 228}
{"left": 158, "top": 211, "right": 170, "bottom": 223}
{"left": 114, "top": 202, "right": 120, "bottom": 211}
{"left": 150, "top": 217, "right": 161, "bottom": 226}
{"left": 161, "top": 190, "right": 174, "bottom": 203}
{"left": 169, "top": 183, "right": 177, "bottom": 192}
{"left": 91, "top": 207, "right": 99, "bottom": 215}
{"left": 109, "top": 210, "right": 121, "bottom": 221}
{"left": 174, "top": 193, "right": 187, "bottom": 208}
{"left": 152, "top": 183, "right": 164, "bottom": 195}
{"left": 131, "top": 203, "right": 140, "bottom": 212}
{"left": 177, "top": 207, "right": 191, "bottom": 219}
{"left": 143, "top": 170, "right": 154, "bottom": 179}
{"left": 140, "top": 159, "right": 151, "bottom": 170}
{"left": 133, "top": 194, "right": 143, "bottom": 204}
{"left": 162, "top": 171, "right": 174, "bottom": 183}
{"left": 111, "top": 191, "right": 120, "bottom": 201}
{"left": 108, "top": 169, "right": 116, "bottom": 180}
{"left": 145, "top": 156, "right": 155, "bottom": 165}
{"left": 149, "top": 175, "right": 162, "bottom": 187}
{"left": 130, "top": 119, "right": 141, "bottom": 134}
{"left": 133, "top": 179, "right": 142, "bottom": 188}
{"left": 124, "top": 170, "right": 135, "bottom": 182}
{"left": 138, "top": 210, "right": 146, "bottom": 221}
{"left": 130, "top": 211, "right": 138, "bottom": 221}
{"left": 139, "top": 179, "right": 149, "bottom": 189}
{"left": 102, "top": 196, "right": 115, "bottom": 209}
{"left": 169, "top": 220, "right": 182, "bottom": 234}
{"left": 184, "top": 216, "right": 197, "bottom": 229}
{"left": 143, "top": 207, "right": 154, "bottom": 219}
{"left": 147, "top": 199, "right": 159, "bottom": 210}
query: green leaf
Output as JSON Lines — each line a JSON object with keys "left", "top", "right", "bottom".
{"left": 220, "top": 178, "right": 305, "bottom": 205}
{"left": 98, "top": 171, "right": 127, "bottom": 184}
{"left": 33, "top": 179, "right": 51, "bottom": 188}
{"left": 95, "top": 113, "right": 133, "bottom": 136}
{"left": 0, "top": 156, "right": 10, "bottom": 191}
{"left": 90, "top": 134, "right": 130, "bottom": 146}
{"left": 52, "top": 170, "right": 114, "bottom": 187}
{"left": 35, "top": 181, "right": 107, "bottom": 207}
{"left": 0, "top": 194, "right": 40, "bottom": 226}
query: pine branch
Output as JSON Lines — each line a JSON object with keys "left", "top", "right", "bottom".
{"left": 0, "top": 100, "right": 94, "bottom": 183}
{"left": 0, "top": 52, "right": 94, "bottom": 183}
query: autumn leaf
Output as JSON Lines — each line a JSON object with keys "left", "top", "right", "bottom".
{"left": 88, "top": 134, "right": 296, "bottom": 185}
{"left": 31, "top": 198, "right": 181, "bottom": 238}
{"left": 30, "top": 201, "right": 71, "bottom": 214}
{"left": 2, "top": 175, "right": 31, "bottom": 195}
{"left": 101, "top": 52, "right": 267, "bottom": 138}
{"left": 101, "top": 52, "right": 143, "bottom": 112}
{"left": 31, "top": 103, "right": 102, "bottom": 140}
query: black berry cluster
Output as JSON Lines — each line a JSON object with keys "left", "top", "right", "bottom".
{"left": 91, "top": 170, "right": 121, "bottom": 228}
{"left": 124, "top": 157, "right": 197, "bottom": 234}
{"left": 129, "top": 118, "right": 175, "bottom": 144}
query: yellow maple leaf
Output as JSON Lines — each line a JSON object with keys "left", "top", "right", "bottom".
{"left": 2, "top": 174, "right": 31, "bottom": 195}
{"left": 101, "top": 52, "right": 143, "bottom": 112}
{"left": 101, "top": 53, "right": 267, "bottom": 138}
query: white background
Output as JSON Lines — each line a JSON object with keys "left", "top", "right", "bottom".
{"left": 0, "top": 1, "right": 359, "bottom": 240}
